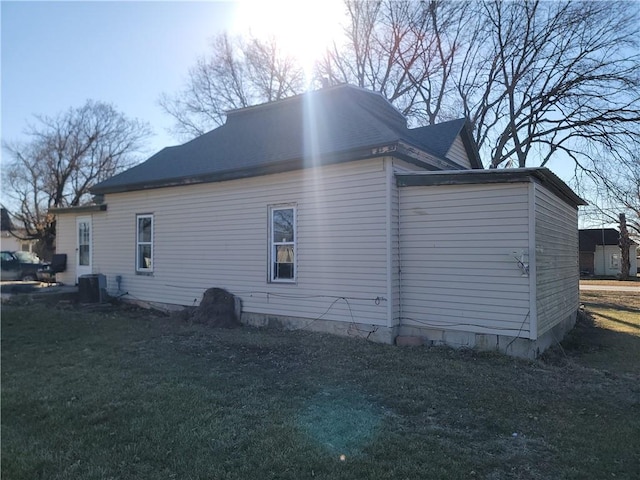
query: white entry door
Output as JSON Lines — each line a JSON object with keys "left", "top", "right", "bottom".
{"left": 76, "top": 216, "right": 92, "bottom": 281}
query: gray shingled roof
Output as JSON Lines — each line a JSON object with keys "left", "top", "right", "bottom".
{"left": 92, "top": 84, "right": 481, "bottom": 194}
{"left": 579, "top": 228, "right": 637, "bottom": 251}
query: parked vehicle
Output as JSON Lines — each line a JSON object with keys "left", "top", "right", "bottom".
{"left": 0, "top": 251, "right": 48, "bottom": 281}
{"left": 1, "top": 251, "right": 22, "bottom": 280}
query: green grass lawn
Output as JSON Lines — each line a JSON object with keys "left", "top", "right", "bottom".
{"left": 2, "top": 296, "right": 639, "bottom": 480}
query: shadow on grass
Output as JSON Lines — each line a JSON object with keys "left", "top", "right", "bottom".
{"left": 581, "top": 301, "right": 640, "bottom": 315}
{"left": 591, "top": 311, "right": 640, "bottom": 331}
{"left": 542, "top": 309, "right": 640, "bottom": 376}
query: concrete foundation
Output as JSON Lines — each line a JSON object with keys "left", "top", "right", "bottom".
{"left": 396, "top": 310, "right": 578, "bottom": 359}
{"left": 119, "top": 296, "right": 577, "bottom": 359}
{"left": 241, "top": 311, "right": 397, "bottom": 344}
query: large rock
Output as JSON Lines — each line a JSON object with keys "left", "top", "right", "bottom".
{"left": 190, "top": 288, "right": 241, "bottom": 327}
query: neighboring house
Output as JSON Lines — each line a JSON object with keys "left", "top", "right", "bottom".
{"left": 579, "top": 228, "right": 638, "bottom": 276}
{"left": 0, "top": 207, "right": 36, "bottom": 254}
{"left": 52, "top": 85, "right": 586, "bottom": 358}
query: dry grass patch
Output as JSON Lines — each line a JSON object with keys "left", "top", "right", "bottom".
{"left": 580, "top": 277, "right": 639, "bottom": 286}
{"left": 568, "top": 291, "right": 640, "bottom": 376}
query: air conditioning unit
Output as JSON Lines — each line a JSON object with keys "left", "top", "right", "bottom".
{"left": 78, "top": 274, "right": 107, "bottom": 303}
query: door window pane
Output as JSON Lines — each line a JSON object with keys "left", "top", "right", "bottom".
{"left": 78, "top": 221, "right": 90, "bottom": 266}
{"left": 79, "top": 245, "right": 90, "bottom": 266}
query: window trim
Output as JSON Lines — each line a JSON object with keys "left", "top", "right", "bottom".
{"left": 136, "top": 214, "right": 154, "bottom": 273}
{"left": 269, "top": 205, "right": 297, "bottom": 283}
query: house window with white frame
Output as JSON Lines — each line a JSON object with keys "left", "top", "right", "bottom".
{"left": 269, "top": 206, "right": 296, "bottom": 282}
{"left": 136, "top": 214, "right": 153, "bottom": 273}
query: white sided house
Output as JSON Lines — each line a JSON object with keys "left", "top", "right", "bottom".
{"left": 52, "top": 85, "right": 586, "bottom": 358}
{"left": 1, "top": 207, "right": 37, "bottom": 254}
{"left": 579, "top": 229, "right": 638, "bottom": 276}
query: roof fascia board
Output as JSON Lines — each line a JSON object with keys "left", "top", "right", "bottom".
{"left": 50, "top": 204, "right": 107, "bottom": 214}
{"left": 396, "top": 141, "right": 464, "bottom": 171}
{"left": 396, "top": 168, "right": 587, "bottom": 208}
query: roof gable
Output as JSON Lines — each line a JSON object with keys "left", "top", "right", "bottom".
{"left": 407, "top": 118, "right": 481, "bottom": 169}
{"left": 93, "top": 85, "right": 481, "bottom": 194}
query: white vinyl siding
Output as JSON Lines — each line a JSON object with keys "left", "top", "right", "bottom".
{"left": 399, "top": 183, "right": 532, "bottom": 337}
{"left": 54, "top": 213, "right": 78, "bottom": 285}
{"left": 534, "top": 183, "right": 579, "bottom": 335}
{"left": 91, "top": 158, "right": 391, "bottom": 326}
{"left": 593, "top": 245, "right": 637, "bottom": 276}
{"left": 445, "top": 136, "right": 472, "bottom": 169}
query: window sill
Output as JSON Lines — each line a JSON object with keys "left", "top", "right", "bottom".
{"left": 136, "top": 271, "right": 154, "bottom": 276}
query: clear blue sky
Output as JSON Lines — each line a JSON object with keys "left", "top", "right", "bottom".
{"left": 2, "top": 1, "right": 236, "bottom": 156}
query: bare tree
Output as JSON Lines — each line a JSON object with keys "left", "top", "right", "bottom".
{"left": 245, "top": 37, "right": 305, "bottom": 102}
{"left": 318, "top": 0, "right": 470, "bottom": 123}
{"left": 2, "top": 101, "right": 151, "bottom": 257}
{"left": 464, "top": 1, "right": 640, "bottom": 168}
{"left": 579, "top": 143, "right": 640, "bottom": 235}
{"left": 161, "top": 0, "right": 639, "bottom": 177}
{"left": 323, "top": 0, "right": 640, "bottom": 169}
{"left": 159, "top": 33, "right": 305, "bottom": 140}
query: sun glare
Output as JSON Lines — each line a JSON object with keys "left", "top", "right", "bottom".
{"left": 233, "top": 0, "right": 346, "bottom": 84}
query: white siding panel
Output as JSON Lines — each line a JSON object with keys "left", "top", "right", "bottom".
{"left": 446, "top": 136, "right": 472, "bottom": 169}
{"left": 91, "top": 158, "right": 391, "bottom": 326}
{"left": 534, "top": 183, "right": 579, "bottom": 335}
{"left": 399, "top": 183, "right": 532, "bottom": 336}
{"left": 593, "top": 245, "right": 638, "bottom": 276}
{"left": 54, "top": 213, "right": 77, "bottom": 285}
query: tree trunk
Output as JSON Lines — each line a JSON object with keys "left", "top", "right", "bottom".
{"left": 619, "top": 213, "right": 631, "bottom": 280}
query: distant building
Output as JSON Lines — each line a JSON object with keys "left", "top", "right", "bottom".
{"left": 0, "top": 207, "right": 36, "bottom": 253}
{"left": 579, "top": 228, "right": 638, "bottom": 276}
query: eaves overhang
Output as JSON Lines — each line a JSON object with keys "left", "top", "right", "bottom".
{"left": 90, "top": 142, "right": 458, "bottom": 195}
{"left": 49, "top": 204, "right": 107, "bottom": 215}
{"left": 396, "top": 168, "right": 588, "bottom": 208}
